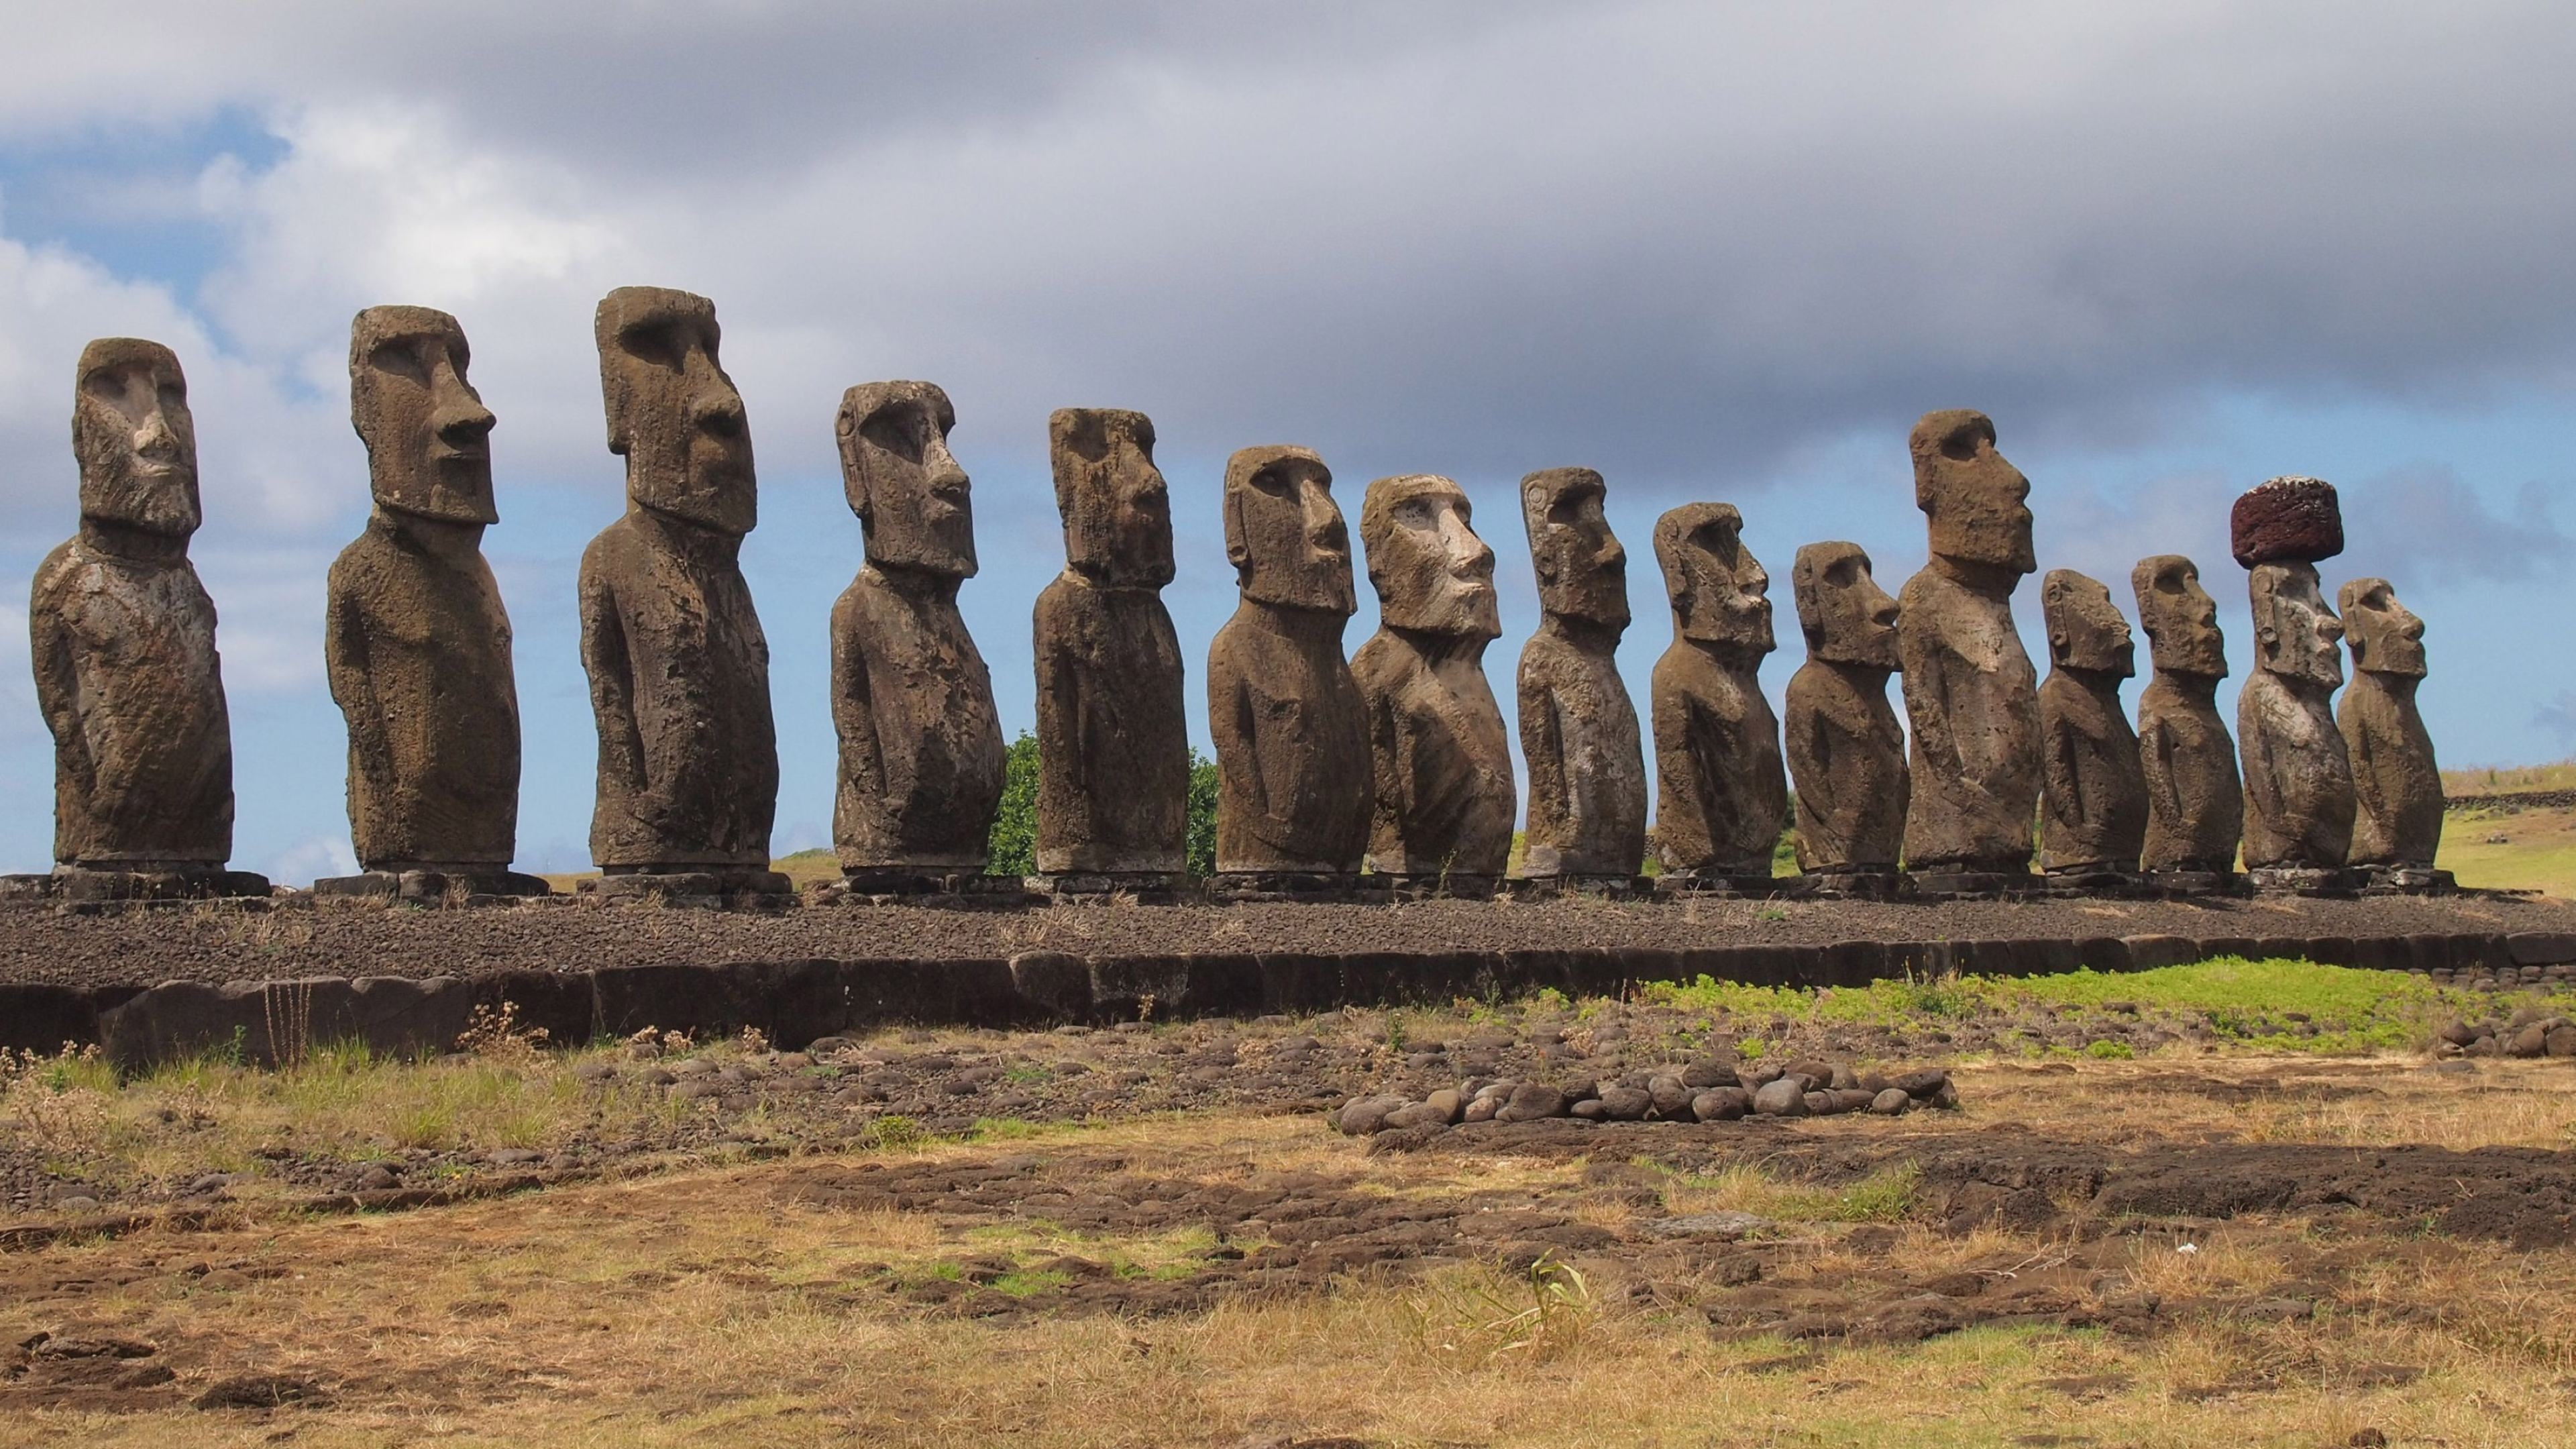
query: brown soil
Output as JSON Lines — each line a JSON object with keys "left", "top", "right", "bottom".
{"left": 2, "top": 890, "right": 2567, "bottom": 989}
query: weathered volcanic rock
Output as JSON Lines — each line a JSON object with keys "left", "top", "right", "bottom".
{"left": 2338, "top": 577, "right": 2441, "bottom": 868}
{"left": 1784, "top": 542, "right": 1907, "bottom": 873}
{"left": 2036, "top": 569, "right": 2146, "bottom": 873}
{"left": 2132, "top": 555, "right": 2243, "bottom": 875}
{"left": 1650, "top": 503, "right": 1786, "bottom": 879}
{"left": 2230, "top": 475, "right": 2345, "bottom": 569}
{"left": 2239, "top": 556, "right": 2354, "bottom": 870}
{"left": 1517, "top": 468, "right": 1646, "bottom": 879}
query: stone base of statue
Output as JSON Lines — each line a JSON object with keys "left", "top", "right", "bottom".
{"left": 1371, "top": 873, "right": 1501, "bottom": 900}
{"left": 811, "top": 870, "right": 1031, "bottom": 907}
{"left": 2245, "top": 865, "right": 2365, "bottom": 898}
{"left": 1507, "top": 873, "right": 1656, "bottom": 900}
{"left": 1205, "top": 871, "right": 1381, "bottom": 904}
{"left": 578, "top": 867, "right": 796, "bottom": 908}
{"left": 2359, "top": 865, "right": 2456, "bottom": 896}
{"left": 2041, "top": 869, "right": 2146, "bottom": 899}
{"left": 2139, "top": 869, "right": 2247, "bottom": 899}
{"left": 315, "top": 869, "right": 551, "bottom": 906}
{"left": 1655, "top": 869, "right": 1788, "bottom": 898}
{"left": 1, "top": 867, "right": 275, "bottom": 908}
{"left": 1026, "top": 871, "right": 1199, "bottom": 903}
{"left": 1905, "top": 868, "right": 2043, "bottom": 900}
{"left": 1786, "top": 869, "right": 1910, "bottom": 901}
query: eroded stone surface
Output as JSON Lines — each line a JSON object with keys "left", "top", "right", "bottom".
{"left": 1785, "top": 542, "right": 1907, "bottom": 873}
{"left": 1034, "top": 409, "right": 1189, "bottom": 875}
{"left": 1650, "top": 503, "right": 1786, "bottom": 879}
{"left": 1352, "top": 474, "right": 1513, "bottom": 882}
{"left": 2338, "top": 577, "right": 2440, "bottom": 868}
{"left": 31, "top": 338, "right": 235, "bottom": 870}
{"left": 327, "top": 306, "right": 521, "bottom": 873}
{"left": 2036, "top": 570, "right": 2146, "bottom": 873}
{"left": 828, "top": 381, "right": 1004, "bottom": 874}
{"left": 2231, "top": 475, "right": 2345, "bottom": 569}
{"left": 2239, "top": 552, "right": 2354, "bottom": 870}
{"left": 579, "top": 288, "right": 778, "bottom": 872}
{"left": 1517, "top": 468, "right": 1646, "bottom": 879}
{"left": 1897, "top": 410, "right": 2041, "bottom": 874}
{"left": 2132, "top": 555, "right": 2242, "bottom": 875}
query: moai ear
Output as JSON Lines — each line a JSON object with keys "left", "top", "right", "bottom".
{"left": 835, "top": 405, "right": 871, "bottom": 525}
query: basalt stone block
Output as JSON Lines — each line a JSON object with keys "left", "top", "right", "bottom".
{"left": 2248, "top": 936, "right": 2312, "bottom": 963}
{"left": 2121, "top": 934, "right": 2200, "bottom": 970}
{"left": 1822, "top": 940, "right": 1890, "bottom": 987}
{"left": 2338, "top": 578, "right": 2441, "bottom": 869}
{"left": 2300, "top": 936, "right": 2357, "bottom": 967}
{"left": 316, "top": 869, "right": 549, "bottom": 903}
{"left": 2345, "top": 936, "right": 2410, "bottom": 973}
{"left": 2074, "top": 937, "right": 2131, "bottom": 973}
{"left": 579, "top": 869, "right": 793, "bottom": 906}
{"left": 1256, "top": 953, "right": 1340, "bottom": 1013}
{"left": 1517, "top": 468, "right": 1646, "bottom": 879}
{"left": 841, "top": 956, "right": 1019, "bottom": 1030}
{"left": 99, "top": 975, "right": 470, "bottom": 1069}
{"left": 2230, "top": 475, "right": 2344, "bottom": 568}
{"left": 1623, "top": 948, "right": 1690, "bottom": 987}
{"left": 468, "top": 970, "right": 594, "bottom": 1048}
{"left": 592, "top": 959, "right": 849, "bottom": 1044}
{"left": 1008, "top": 952, "right": 1090, "bottom": 1020}
{"left": 0, "top": 983, "right": 133, "bottom": 1055}
{"left": 1175, "top": 953, "right": 1263, "bottom": 1016}
{"left": 1562, "top": 947, "right": 1630, "bottom": 998}
{"left": 1785, "top": 542, "right": 1907, "bottom": 873}
{"left": 2196, "top": 936, "right": 2257, "bottom": 963}
{"left": 1650, "top": 504, "right": 1786, "bottom": 879}
{"left": 2508, "top": 932, "right": 2576, "bottom": 966}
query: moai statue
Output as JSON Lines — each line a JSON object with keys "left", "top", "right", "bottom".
{"left": 2035, "top": 569, "right": 2147, "bottom": 882}
{"left": 2131, "top": 555, "right": 2243, "bottom": 884}
{"left": 1350, "top": 474, "right": 1513, "bottom": 894}
{"left": 1784, "top": 542, "right": 1907, "bottom": 889}
{"left": 319, "top": 307, "right": 543, "bottom": 902}
{"left": 1897, "top": 409, "right": 2042, "bottom": 888}
{"left": 577, "top": 287, "right": 786, "bottom": 900}
{"left": 19, "top": 338, "right": 268, "bottom": 902}
{"left": 1032, "top": 408, "right": 1190, "bottom": 892}
{"left": 827, "top": 381, "right": 1008, "bottom": 896}
{"left": 1517, "top": 468, "right": 1647, "bottom": 887}
{"left": 2232, "top": 476, "right": 2356, "bottom": 884}
{"left": 2339, "top": 577, "right": 2447, "bottom": 887}
{"left": 1650, "top": 503, "right": 1787, "bottom": 892}
{"left": 1208, "top": 446, "right": 1373, "bottom": 892}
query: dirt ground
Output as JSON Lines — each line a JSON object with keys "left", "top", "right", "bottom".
{"left": 1, "top": 888, "right": 2568, "bottom": 989}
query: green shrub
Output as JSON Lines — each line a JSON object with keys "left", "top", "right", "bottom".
{"left": 985, "top": 731, "right": 1220, "bottom": 877}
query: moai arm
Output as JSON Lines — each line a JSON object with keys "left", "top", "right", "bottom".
{"left": 1549, "top": 691, "right": 1597, "bottom": 845}
{"left": 2239, "top": 696, "right": 2286, "bottom": 836}
{"left": 323, "top": 570, "right": 397, "bottom": 815}
{"left": 2042, "top": 705, "right": 2084, "bottom": 833}
{"left": 1898, "top": 624, "right": 1966, "bottom": 789}
{"left": 1365, "top": 680, "right": 1413, "bottom": 851}
{"left": 830, "top": 598, "right": 886, "bottom": 809}
{"left": 1680, "top": 696, "right": 1735, "bottom": 859}
{"left": 28, "top": 572, "right": 93, "bottom": 810}
{"left": 2138, "top": 710, "right": 2185, "bottom": 838}
{"left": 579, "top": 564, "right": 653, "bottom": 826}
{"left": 1216, "top": 663, "right": 1280, "bottom": 839}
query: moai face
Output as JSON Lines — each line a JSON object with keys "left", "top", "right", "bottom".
{"left": 2339, "top": 577, "right": 2426, "bottom": 678}
{"left": 1050, "top": 408, "right": 1173, "bottom": 588}
{"left": 1361, "top": 474, "right": 1498, "bottom": 638}
{"left": 350, "top": 306, "right": 498, "bottom": 525}
{"left": 74, "top": 337, "right": 201, "bottom": 539}
{"left": 2041, "top": 570, "right": 2135, "bottom": 677}
{"left": 1521, "top": 468, "right": 1629, "bottom": 629}
{"left": 1909, "top": 409, "right": 2035, "bottom": 576}
{"left": 1654, "top": 502, "right": 1772, "bottom": 655}
{"left": 1792, "top": 541, "right": 1900, "bottom": 669}
{"left": 595, "top": 286, "right": 755, "bottom": 536}
{"left": 2250, "top": 563, "right": 2345, "bottom": 690}
{"left": 2131, "top": 554, "right": 2227, "bottom": 680}
{"left": 837, "top": 380, "right": 974, "bottom": 578}
{"left": 1224, "top": 445, "right": 1353, "bottom": 614}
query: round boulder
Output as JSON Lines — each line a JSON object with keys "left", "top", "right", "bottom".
{"left": 1751, "top": 1078, "right": 1811, "bottom": 1117}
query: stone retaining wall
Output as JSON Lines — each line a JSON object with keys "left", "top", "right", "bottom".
{"left": 7, "top": 930, "right": 2572, "bottom": 1069}
{"left": 2446, "top": 790, "right": 2576, "bottom": 812}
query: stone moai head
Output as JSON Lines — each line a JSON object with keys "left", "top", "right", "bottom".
{"left": 2131, "top": 554, "right": 2227, "bottom": 680}
{"left": 350, "top": 306, "right": 498, "bottom": 526}
{"left": 1224, "top": 445, "right": 1354, "bottom": 614}
{"left": 2339, "top": 577, "right": 2426, "bottom": 678}
{"left": 1654, "top": 502, "right": 1772, "bottom": 657}
{"left": 1049, "top": 407, "right": 1173, "bottom": 589}
{"left": 2249, "top": 564, "right": 2345, "bottom": 690}
{"left": 1521, "top": 467, "right": 1629, "bottom": 629}
{"left": 1360, "top": 474, "right": 1498, "bottom": 639}
{"left": 74, "top": 337, "right": 201, "bottom": 539}
{"left": 595, "top": 286, "right": 755, "bottom": 536}
{"left": 2041, "top": 569, "right": 2135, "bottom": 678}
{"left": 837, "top": 380, "right": 974, "bottom": 578}
{"left": 1909, "top": 409, "right": 2035, "bottom": 577}
{"left": 1791, "top": 541, "right": 1900, "bottom": 669}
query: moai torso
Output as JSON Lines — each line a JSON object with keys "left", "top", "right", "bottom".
{"left": 1784, "top": 541, "right": 1906, "bottom": 873}
{"left": 2339, "top": 578, "right": 2440, "bottom": 867}
{"left": 2036, "top": 570, "right": 2146, "bottom": 873}
{"left": 1517, "top": 468, "right": 1646, "bottom": 878}
{"left": 1650, "top": 503, "right": 1785, "bottom": 876}
{"left": 2132, "top": 554, "right": 2241, "bottom": 873}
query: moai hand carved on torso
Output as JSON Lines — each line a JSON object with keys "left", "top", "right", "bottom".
{"left": 2339, "top": 577, "right": 2441, "bottom": 868}
{"left": 578, "top": 287, "right": 777, "bottom": 869}
{"left": 2036, "top": 570, "right": 2146, "bottom": 873}
{"left": 30, "top": 338, "right": 235, "bottom": 869}
{"left": 2131, "top": 554, "right": 2242, "bottom": 874}
{"left": 1784, "top": 542, "right": 1907, "bottom": 872}
{"left": 1896, "top": 410, "right": 2041, "bottom": 874}
{"left": 829, "top": 382, "right": 1004, "bottom": 873}
{"left": 325, "top": 307, "right": 521, "bottom": 872}
{"left": 1650, "top": 503, "right": 1786, "bottom": 879}
{"left": 1032, "top": 409, "right": 1189, "bottom": 876}
{"left": 2233, "top": 477, "right": 2355, "bottom": 870}
{"left": 1350, "top": 474, "right": 1513, "bottom": 881}
{"left": 1517, "top": 468, "right": 1646, "bottom": 879}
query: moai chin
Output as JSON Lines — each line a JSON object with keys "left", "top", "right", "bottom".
{"left": 2035, "top": 569, "right": 2147, "bottom": 877}
{"left": 1650, "top": 503, "right": 1786, "bottom": 888}
{"left": 1350, "top": 474, "right": 1513, "bottom": 891}
{"left": 321, "top": 306, "right": 541, "bottom": 900}
{"left": 1516, "top": 467, "right": 1647, "bottom": 884}
{"left": 1783, "top": 541, "right": 1908, "bottom": 879}
{"left": 23, "top": 338, "right": 266, "bottom": 900}
{"left": 1031, "top": 407, "right": 1190, "bottom": 887}
{"left": 576, "top": 286, "right": 784, "bottom": 896}
{"left": 2131, "top": 554, "right": 2242, "bottom": 878}
{"left": 1208, "top": 445, "right": 1373, "bottom": 887}
{"left": 828, "top": 380, "right": 1006, "bottom": 892}
{"left": 2338, "top": 576, "right": 2444, "bottom": 877}
{"left": 1896, "top": 409, "right": 2042, "bottom": 882}
{"left": 2232, "top": 476, "right": 2355, "bottom": 877}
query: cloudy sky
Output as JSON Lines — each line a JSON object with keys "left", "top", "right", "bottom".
{"left": 1, "top": 1, "right": 2570, "bottom": 879}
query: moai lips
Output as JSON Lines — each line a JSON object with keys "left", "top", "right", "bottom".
{"left": 1650, "top": 503, "right": 1787, "bottom": 881}
{"left": 2131, "top": 554, "right": 2243, "bottom": 875}
{"left": 2339, "top": 577, "right": 2442, "bottom": 869}
{"left": 2036, "top": 570, "right": 2146, "bottom": 874}
{"left": 1351, "top": 474, "right": 1513, "bottom": 885}
{"left": 1784, "top": 541, "right": 1907, "bottom": 873}
{"left": 1516, "top": 467, "right": 1646, "bottom": 881}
